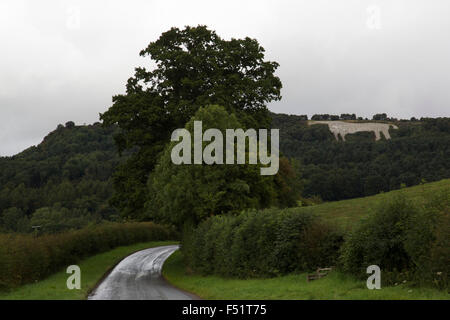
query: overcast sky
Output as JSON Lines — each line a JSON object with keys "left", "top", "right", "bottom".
{"left": 1, "top": 0, "right": 450, "bottom": 156}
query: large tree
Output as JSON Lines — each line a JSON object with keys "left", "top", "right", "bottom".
{"left": 146, "top": 105, "right": 300, "bottom": 230}
{"left": 146, "top": 106, "right": 277, "bottom": 229}
{"left": 100, "top": 26, "right": 282, "bottom": 218}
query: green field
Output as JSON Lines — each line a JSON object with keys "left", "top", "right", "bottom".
{"left": 163, "top": 250, "right": 449, "bottom": 300}
{"left": 0, "top": 241, "right": 178, "bottom": 300}
{"left": 163, "top": 180, "right": 450, "bottom": 300}
{"left": 300, "top": 179, "right": 450, "bottom": 230}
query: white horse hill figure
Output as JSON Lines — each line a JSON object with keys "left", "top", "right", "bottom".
{"left": 309, "top": 121, "right": 399, "bottom": 141}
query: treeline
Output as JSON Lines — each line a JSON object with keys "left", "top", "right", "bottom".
{"left": 1, "top": 114, "right": 449, "bottom": 233}
{"left": 272, "top": 114, "right": 450, "bottom": 201}
{"left": 291, "top": 112, "right": 435, "bottom": 122}
{"left": 0, "top": 122, "right": 127, "bottom": 233}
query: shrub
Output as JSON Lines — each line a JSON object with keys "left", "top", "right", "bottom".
{"left": 182, "top": 208, "right": 342, "bottom": 278}
{"left": 212, "top": 214, "right": 245, "bottom": 276}
{"left": 405, "top": 190, "right": 449, "bottom": 288}
{"left": 271, "top": 210, "right": 314, "bottom": 274}
{"left": 297, "top": 221, "right": 343, "bottom": 272}
{"left": 340, "top": 192, "right": 449, "bottom": 289}
{"left": 0, "top": 222, "right": 178, "bottom": 290}
{"left": 229, "top": 210, "right": 280, "bottom": 277}
{"left": 340, "top": 195, "right": 414, "bottom": 279}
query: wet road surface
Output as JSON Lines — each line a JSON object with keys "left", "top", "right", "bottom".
{"left": 88, "top": 245, "right": 197, "bottom": 300}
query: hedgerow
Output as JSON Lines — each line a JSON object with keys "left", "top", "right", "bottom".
{"left": 0, "top": 222, "right": 178, "bottom": 290}
{"left": 182, "top": 208, "right": 343, "bottom": 278}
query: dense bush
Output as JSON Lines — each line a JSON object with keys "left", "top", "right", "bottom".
{"left": 182, "top": 209, "right": 343, "bottom": 278}
{"left": 340, "top": 192, "right": 449, "bottom": 289}
{"left": 0, "top": 222, "right": 178, "bottom": 290}
{"left": 404, "top": 191, "right": 449, "bottom": 288}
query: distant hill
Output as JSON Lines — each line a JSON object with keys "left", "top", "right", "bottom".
{"left": 0, "top": 114, "right": 449, "bottom": 232}
{"left": 0, "top": 122, "right": 124, "bottom": 232}
{"left": 271, "top": 113, "right": 450, "bottom": 201}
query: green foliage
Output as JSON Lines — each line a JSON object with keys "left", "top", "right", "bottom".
{"left": 29, "top": 206, "right": 99, "bottom": 234}
{"left": 147, "top": 106, "right": 301, "bottom": 229}
{"left": 0, "top": 123, "right": 123, "bottom": 233}
{"left": 228, "top": 210, "right": 280, "bottom": 277}
{"left": 2, "top": 111, "right": 448, "bottom": 232}
{"left": 340, "top": 191, "right": 449, "bottom": 289}
{"left": 340, "top": 195, "right": 414, "bottom": 277}
{"left": 0, "top": 207, "right": 28, "bottom": 233}
{"left": 372, "top": 113, "right": 388, "bottom": 121}
{"left": 274, "top": 157, "right": 303, "bottom": 207}
{"left": 0, "top": 222, "right": 177, "bottom": 290}
{"left": 182, "top": 208, "right": 343, "bottom": 278}
{"left": 297, "top": 221, "right": 343, "bottom": 271}
{"left": 274, "top": 213, "right": 343, "bottom": 273}
{"left": 101, "top": 26, "right": 282, "bottom": 218}
{"left": 272, "top": 113, "right": 450, "bottom": 201}
{"left": 404, "top": 190, "right": 449, "bottom": 288}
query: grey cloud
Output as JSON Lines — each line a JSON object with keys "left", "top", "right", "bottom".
{"left": 1, "top": 0, "right": 449, "bottom": 156}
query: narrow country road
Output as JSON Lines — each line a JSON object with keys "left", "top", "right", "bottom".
{"left": 88, "top": 245, "right": 197, "bottom": 300}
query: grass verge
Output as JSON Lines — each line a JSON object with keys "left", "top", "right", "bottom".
{"left": 163, "top": 251, "right": 449, "bottom": 300}
{"left": 0, "top": 240, "right": 178, "bottom": 300}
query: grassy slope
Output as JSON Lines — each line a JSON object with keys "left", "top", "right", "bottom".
{"left": 163, "top": 251, "right": 449, "bottom": 300}
{"left": 302, "top": 179, "right": 450, "bottom": 230}
{"left": 163, "top": 180, "right": 450, "bottom": 300}
{"left": 0, "top": 241, "right": 178, "bottom": 300}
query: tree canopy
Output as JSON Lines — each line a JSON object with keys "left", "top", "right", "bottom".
{"left": 101, "top": 26, "right": 282, "bottom": 218}
{"left": 146, "top": 105, "right": 299, "bottom": 229}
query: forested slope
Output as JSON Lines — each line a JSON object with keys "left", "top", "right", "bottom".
{"left": 0, "top": 122, "right": 124, "bottom": 232}
{"left": 1, "top": 114, "right": 449, "bottom": 233}
{"left": 272, "top": 114, "right": 450, "bottom": 201}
